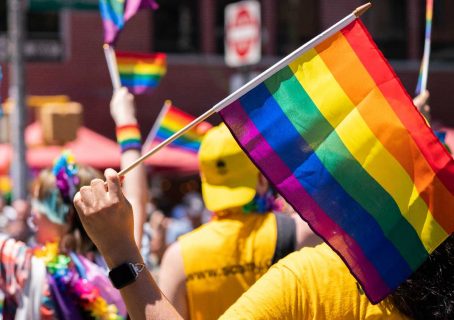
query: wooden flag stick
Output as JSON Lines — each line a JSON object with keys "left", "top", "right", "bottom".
{"left": 354, "top": 3, "right": 372, "bottom": 17}
{"left": 118, "top": 3, "right": 372, "bottom": 177}
{"left": 103, "top": 44, "right": 122, "bottom": 91}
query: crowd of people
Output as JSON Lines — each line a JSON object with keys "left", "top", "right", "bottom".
{"left": 0, "top": 88, "right": 452, "bottom": 320}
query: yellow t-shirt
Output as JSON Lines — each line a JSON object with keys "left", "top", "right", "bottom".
{"left": 221, "top": 243, "right": 407, "bottom": 320}
{"left": 179, "top": 210, "right": 277, "bottom": 320}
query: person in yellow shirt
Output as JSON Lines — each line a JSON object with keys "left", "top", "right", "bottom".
{"left": 73, "top": 167, "right": 454, "bottom": 320}
{"left": 72, "top": 84, "right": 452, "bottom": 320}
{"left": 158, "top": 123, "right": 319, "bottom": 320}
{"left": 220, "top": 243, "right": 406, "bottom": 319}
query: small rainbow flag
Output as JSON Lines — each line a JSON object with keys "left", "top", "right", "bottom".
{"left": 124, "top": 0, "right": 159, "bottom": 22}
{"left": 99, "top": 0, "right": 125, "bottom": 45}
{"left": 144, "top": 101, "right": 212, "bottom": 153}
{"left": 220, "top": 19, "right": 454, "bottom": 303}
{"left": 99, "top": 0, "right": 158, "bottom": 45}
{"left": 115, "top": 51, "right": 166, "bottom": 95}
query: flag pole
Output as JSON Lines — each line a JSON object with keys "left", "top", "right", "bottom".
{"left": 142, "top": 99, "right": 172, "bottom": 151}
{"left": 103, "top": 44, "right": 122, "bottom": 91}
{"left": 0, "top": 66, "right": 3, "bottom": 118}
{"left": 416, "top": 0, "right": 433, "bottom": 95}
{"left": 118, "top": 2, "right": 372, "bottom": 177}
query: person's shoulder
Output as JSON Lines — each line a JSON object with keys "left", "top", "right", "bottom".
{"left": 178, "top": 220, "right": 213, "bottom": 240}
{"left": 277, "top": 243, "right": 338, "bottom": 270}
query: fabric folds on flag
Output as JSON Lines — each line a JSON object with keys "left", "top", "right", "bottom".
{"left": 115, "top": 51, "right": 167, "bottom": 95}
{"left": 146, "top": 102, "right": 212, "bottom": 153}
{"left": 124, "top": 0, "right": 158, "bottom": 22}
{"left": 219, "top": 19, "right": 454, "bottom": 304}
{"left": 99, "top": 0, "right": 125, "bottom": 45}
{"left": 99, "top": 0, "right": 158, "bottom": 45}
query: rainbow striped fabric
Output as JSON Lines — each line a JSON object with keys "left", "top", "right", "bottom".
{"left": 416, "top": 0, "right": 434, "bottom": 94}
{"left": 153, "top": 103, "right": 212, "bottom": 153}
{"left": 99, "top": 0, "right": 125, "bottom": 44}
{"left": 220, "top": 20, "right": 454, "bottom": 303}
{"left": 99, "top": 0, "right": 158, "bottom": 45}
{"left": 115, "top": 51, "right": 166, "bottom": 95}
{"left": 124, "top": 0, "right": 159, "bottom": 22}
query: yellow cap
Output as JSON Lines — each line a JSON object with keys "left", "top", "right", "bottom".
{"left": 199, "top": 123, "right": 258, "bottom": 212}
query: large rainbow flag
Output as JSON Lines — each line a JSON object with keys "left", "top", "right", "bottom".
{"left": 115, "top": 51, "right": 166, "bottom": 95}
{"left": 219, "top": 19, "right": 454, "bottom": 303}
{"left": 144, "top": 101, "right": 212, "bottom": 153}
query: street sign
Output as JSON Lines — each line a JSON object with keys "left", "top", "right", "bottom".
{"left": 225, "top": 0, "right": 261, "bottom": 67}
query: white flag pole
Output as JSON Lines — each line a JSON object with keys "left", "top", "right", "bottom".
{"left": 103, "top": 44, "right": 122, "bottom": 91}
{"left": 118, "top": 3, "right": 372, "bottom": 177}
{"left": 142, "top": 100, "right": 172, "bottom": 152}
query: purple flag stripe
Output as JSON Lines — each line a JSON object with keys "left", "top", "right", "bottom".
{"left": 220, "top": 100, "right": 390, "bottom": 302}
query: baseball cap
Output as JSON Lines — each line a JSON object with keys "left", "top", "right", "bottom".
{"left": 199, "top": 123, "right": 259, "bottom": 212}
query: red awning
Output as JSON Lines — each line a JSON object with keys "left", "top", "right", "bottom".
{"left": 0, "top": 122, "right": 200, "bottom": 174}
{"left": 142, "top": 141, "right": 200, "bottom": 174}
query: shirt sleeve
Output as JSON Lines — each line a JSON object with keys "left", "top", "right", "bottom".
{"left": 0, "top": 236, "right": 32, "bottom": 295}
{"left": 219, "top": 257, "right": 308, "bottom": 320}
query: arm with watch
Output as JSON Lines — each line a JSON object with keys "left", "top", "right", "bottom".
{"left": 74, "top": 169, "right": 182, "bottom": 320}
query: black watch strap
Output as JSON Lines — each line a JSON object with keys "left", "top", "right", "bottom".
{"left": 108, "top": 262, "right": 145, "bottom": 289}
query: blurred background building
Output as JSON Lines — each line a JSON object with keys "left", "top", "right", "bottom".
{"left": 0, "top": 0, "right": 453, "bottom": 139}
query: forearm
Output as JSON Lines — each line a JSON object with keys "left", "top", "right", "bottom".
{"left": 121, "top": 149, "right": 148, "bottom": 247}
{"left": 104, "top": 244, "right": 182, "bottom": 320}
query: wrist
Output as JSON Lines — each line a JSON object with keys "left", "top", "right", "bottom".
{"left": 116, "top": 123, "right": 142, "bottom": 153}
{"left": 114, "top": 117, "right": 138, "bottom": 127}
{"left": 102, "top": 241, "right": 143, "bottom": 270}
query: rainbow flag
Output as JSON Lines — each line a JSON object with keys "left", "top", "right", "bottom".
{"left": 219, "top": 19, "right": 454, "bottom": 303}
{"left": 124, "top": 0, "right": 159, "bottom": 22}
{"left": 145, "top": 101, "right": 212, "bottom": 153}
{"left": 416, "top": 0, "right": 433, "bottom": 95}
{"left": 99, "top": 0, "right": 158, "bottom": 45}
{"left": 99, "top": 0, "right": 125, "bottom": 45}
{"left": 115, "top": 51, "right": 166, "bottom": 95}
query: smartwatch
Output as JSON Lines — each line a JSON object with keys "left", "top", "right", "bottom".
{"left": 108, "top": 262, "right": 145, "bottom": 289}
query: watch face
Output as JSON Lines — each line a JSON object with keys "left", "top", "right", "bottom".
{"left": 109, "top": 263, "right": 138, "bottom": 289}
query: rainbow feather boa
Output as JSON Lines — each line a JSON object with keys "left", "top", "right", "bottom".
{"left": 34, "top": 242, "right": 124, "bottom": 320}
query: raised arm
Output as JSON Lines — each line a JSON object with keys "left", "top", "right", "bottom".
{"left": 74, "top": 169, "right": 182, "bottom": 320}
{"left": 111, "top": 88, "right": 148, "bottom": 247}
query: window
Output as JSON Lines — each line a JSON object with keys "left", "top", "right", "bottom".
{"left": 154, "top": 0, "right": 199, "bottom": 53}
{"left": 276, "top": 0, "right": 319, "bottom": 55}
{"left": 363, "top": 0, "right": 407, "bottom": 60}
{"left": 0, "top": 0, "right": 63, "bottom": 61}
{"left": 214, "top": 0, "right": 236, "bottom": 54}
{"left": 431, "top": 0, "right": 454, "bottom": 61}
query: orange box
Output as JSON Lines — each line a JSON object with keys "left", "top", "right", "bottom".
{"left": 40, "top": 102, "right": 82, "bottom": 145}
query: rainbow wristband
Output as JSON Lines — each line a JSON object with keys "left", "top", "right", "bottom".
{"left": 116, "top": 124, "right": 142, "bottom": 153}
